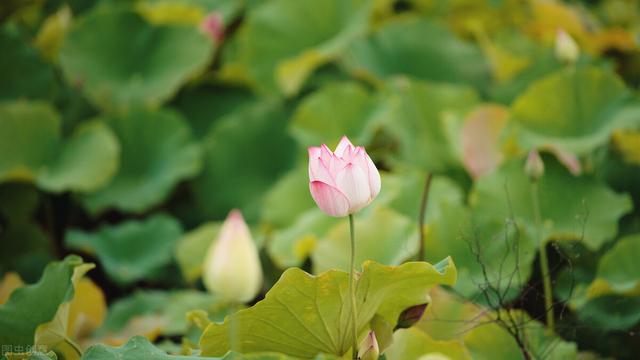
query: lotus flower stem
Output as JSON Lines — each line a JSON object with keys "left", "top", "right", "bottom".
{"left": 348, "top": 214, "right": 358, "bottom": 359}
{"left": 417, "top": 172, "right": 434, "bottom": 261}
{"left": 531, "top": 182, "right": 554, "bottom": 333}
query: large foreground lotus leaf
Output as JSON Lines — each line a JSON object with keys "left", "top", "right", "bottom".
{"left": 511, "top": 66, "right": 640, "bottom": 153}
{"left": 312, "top": 206, "right": 417, "bottom": 273}
{"left": 289, "top": 81, "right": 380, "bottom": 148}
{"left": 65, "top": 215, "right": 183, "bottom": 285}
{"left": 228, "top": 0, "right": 373, "bottom": 95}
{"left": 82, "top": 109, "right": 201, "bottom": 214}
{"left": 385, "top": 328, "right": 472, "bottom": 360}
{"left": 380, "top": 79, "right": 479, "bottom": 173}
{"left": 0, "top": 101, "right": 119, "bottom": 193}
{"left": 0, "top": 256, "right": 88, "bottom": 347}
{"left": 471, "top": 159, "right": 632, "bottom": 250}
{"left": 199, "top": 258, "right": 456, "bottom": 357}
{"left": 191, "top": 100, "right": 296, "bottom": 221}
{"left": 59, "top": 7, "right": 213, "bottom": 112}
{"left": 343, "top": 18, "right": 489, "bottom": 89}
{"left": 0, "top": 25, "right": 55, "bottom": 101}
{"left": 592, "top": 233, "right": 640, "bottom": 293}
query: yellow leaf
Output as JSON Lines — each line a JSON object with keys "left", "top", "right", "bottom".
{"left": 0, "top": 272, "right": 24, "bottom": 305}
{"left": 35, "top": 6, "right": 72, "bottom": 61}
{"left": 67, "top": 278, "right": 107, "bottom": 340}
{"left": 136, "top": 1, "right": 204, "bottom": 26}
{"left": 612, "top": 129, "right": 640, "bottom": 165}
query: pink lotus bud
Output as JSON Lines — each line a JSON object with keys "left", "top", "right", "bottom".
{"left": 358, "top": 330, "right": 380, "bottom": 360}
{"left": 308, "top": 136, "right": 381, "bottom": 217}
{"left": 202, "top": 210, "right": 262, "bottom": 302}
{"left": 555, "top": 29, "right": 579, "bottom": 64}
{"left": 525, "top": 150, "right": 545, "bottom": 181}
{"left": 200, "top": 12, "right": 224, "bottom": 42}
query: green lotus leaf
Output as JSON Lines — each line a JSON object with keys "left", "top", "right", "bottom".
{"left": 312, "top": 206, "right": 417, "bottom": 273}
{"left": 593, "top": 233, "right": 640, "bottom": 293}
{"left": 511, "top": 66, "right": 640, "bottom": 153}
{"left": 95, "top": 289, "right": 232, "bottom": 339}
{"left": 65, "top": 215, "right": 183, "bottom": 285}
{"left": 423, "top": 201, "right": 536, "bottom": 299}
{"left": 37, "top": 121, "right": 121, "bottom": 193}
{"left": 261, "top": 165, "right": 316, "bottom": 231}
{"left": 267, "top": 208, "right": 338, "bottom": 269}
{"left": 577, "top": 295, "right": 640, "bottom": 331}
{"left": 81, "top": 336, "right": 204, "bottom": 360}
{"left": 226, "top": 0, "right": 373, "bottom": 95}
{"left": 343, "top": 18, "right": 489, "bottom": 89}
{"left": 199, "top": 258, "right": 456, "bottom": 358}
{"left": 0, "top": 25, "right": 56, "bottom": 101}
{"left": 0, "top": 184, "right": 52, "bottom": 282}
{"left": 82, "top": 335, "right": 340, "bottom": 360}
{"left": 81, "top": 108, "right": 201, "bottom": 214}
{"left": 289, "top": 81, "right": 379, "bottom": 148}
{"left": 60, "top": 7, "right": 213, "bottom": 112}
{"left": 471, "top": 158, "right": 633, "bottom": 250}
{"left": 380, "top": 79, "right": 479, "bottom": 174}
{"left": 172, "top": 85, "right": 256, "bottom": 138}
{"left": 175, "top": 222, "right": 220, "bottom": 282}
{"left": 385, "top": 327, "right": 472, "bottom": 360}
{"left": 191, "top": 100, "right": 295, "bottom": 222}
{"left": 0, "top": 256, "right": 88, "bottom": 348}
{"left": 0, "top": 101, "right": 119, "bottom": 193}
{"left": 34, "top": 261, "right": 95, "bottom": 360}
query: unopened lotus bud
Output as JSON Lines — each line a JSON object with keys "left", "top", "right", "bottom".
{"left": 308, "top": 136, "right": 381, "bottom": 217}
{"left": 395, "top": 303, "right": 428, "bottom": 330}
{"left": 525, "top": 150, "right": 545, "bottom": 181}
{"left": 357, "top": 331, "right": 379, "bottom": 360}
{"left": 555, "top": 29, "right": 579, "bottom": 64}
{"left": 203, "top": 210, "right": 262, "bottom": 302}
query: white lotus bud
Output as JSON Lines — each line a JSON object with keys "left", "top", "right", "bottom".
{"left": 357, "top": 331, "right": 379, "bottom": 360}
{"left": 203, "top": 210, "right": 262, "bottom": 302}
{"left": 555, "top": 29, "right": 579, "bottom": 64}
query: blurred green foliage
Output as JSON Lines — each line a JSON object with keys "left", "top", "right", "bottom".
{"left": 0, "top": 0, "right": 639, "bottom": 359}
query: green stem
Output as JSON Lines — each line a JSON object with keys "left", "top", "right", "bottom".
{"left": 348, "top": 214, "right": 358, "bottom": 359}
{"left": 417, "top": 173, "right": 433, "bottom": 261}
{"left": 531, "top": 182, "right": 554, "bottom": 333}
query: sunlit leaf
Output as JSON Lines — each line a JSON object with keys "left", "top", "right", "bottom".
{"left": 0, "top": 256, "right": 87, "bottom": 347}
{"left": 385, "top": 327, "right": 471, "bottom": 360}
{"left": 510, "top": 67, "right": 640, "bottom": 153}
{"left": 0, "top": 101, "right": 119, "bottom": 193}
